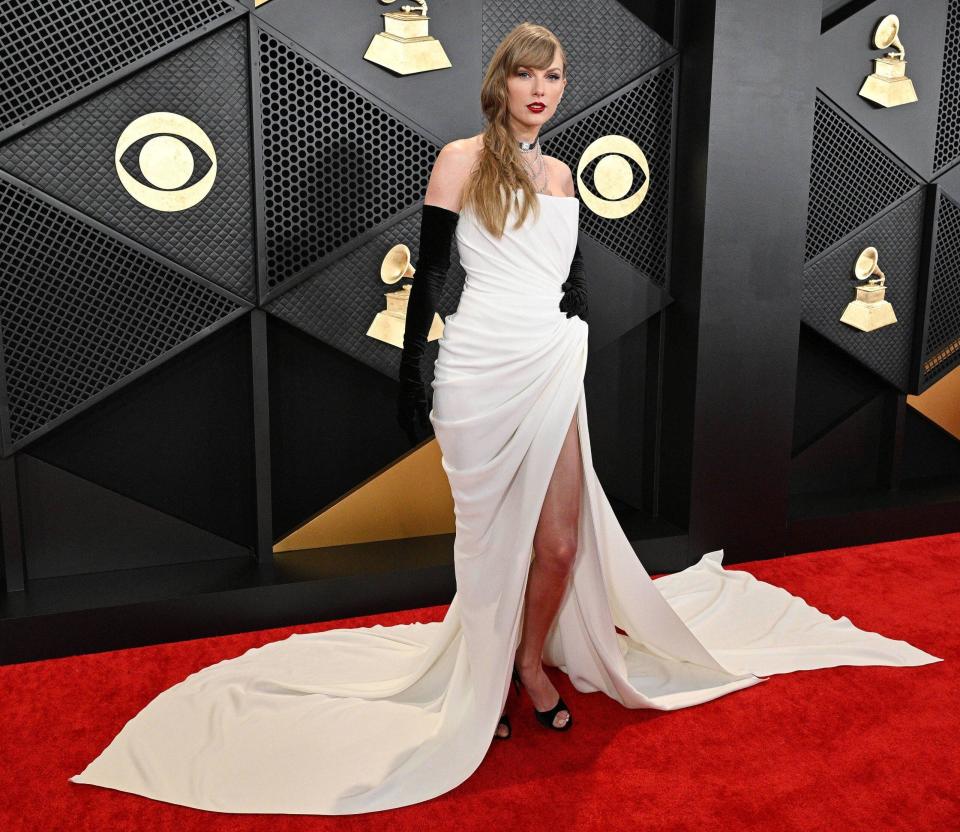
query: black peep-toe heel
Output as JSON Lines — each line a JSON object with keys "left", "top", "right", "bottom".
{"left": 534, "top": 692, "right": 573, "bottom": 731}
{"left": 495, "top": 668, "right": 523, "bottom": 740}
{"left": 514, "top": 664, "right": 573, "bottom": 731}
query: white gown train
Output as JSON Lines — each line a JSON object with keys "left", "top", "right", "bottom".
{"left": 68, "top": 191, "right": 942, "bottom": 815}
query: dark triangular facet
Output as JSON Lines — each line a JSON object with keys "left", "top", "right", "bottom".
{"left": 806, "top": 94, "right": 922, "bottom": 262}
{"left": 0, "top": 178, "right": 249, "bottom": 450}
{"left": 802, "top": 190, "right": 926, "bottom": 391}
{"left": 255, "top": 23, "right": 441, "bottom": 299}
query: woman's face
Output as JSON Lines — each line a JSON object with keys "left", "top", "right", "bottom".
{"left": 504, "top": 47, "right": 566, "bottom": 135}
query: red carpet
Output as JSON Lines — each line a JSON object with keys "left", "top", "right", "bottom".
{"left": 2, "top": 533, "right": 957, "bottom": 831}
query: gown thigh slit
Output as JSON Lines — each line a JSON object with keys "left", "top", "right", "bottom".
{"left": 67, "top": 190, "right": 943, "bottom": 816}
{"left": 532, "top": 405, "right": 583, "bottom": 564}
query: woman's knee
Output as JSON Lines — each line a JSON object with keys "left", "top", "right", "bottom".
{"left": 534, "top": 534, "right": 578, "bottom": 572}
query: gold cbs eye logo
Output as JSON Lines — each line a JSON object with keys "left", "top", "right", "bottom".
{"left": 576, "top": 135, "right": 649, "bottom": 219}
{"left": 115, "top": 112, "right": 217, "bottom": 211}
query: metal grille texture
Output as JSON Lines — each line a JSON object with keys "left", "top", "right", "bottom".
{"left": 806, "top": 94, "right": 921, "bottom": 263}
{"left": 0, "top": 179, "right": 246, "bottom": 447}
{"left": 922, "top": 190, "right": 960, "bottom": 386}
{"left": 801, "top": 190, "right": 926, "bottom": 392}
{"left": 541, "top": 64, "right": 676, "bottom": 287}
{"left": 0, "top": 0, "right": 237, "bottom": 136}
{"left": 0, "top": 19, "right": 257, "bottom": 302}
{"left": 256, "top": 26, "right": 441, "bottom": 295}
{"left": 265, "top": 208, "right": 466, "bottom": 386}
{"left": 934, "top": 0, "right": 960, "bottom": 175}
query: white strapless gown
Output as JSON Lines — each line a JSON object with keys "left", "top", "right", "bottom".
{"left": 68, "top": 191, "right": 942, "bottom": 815}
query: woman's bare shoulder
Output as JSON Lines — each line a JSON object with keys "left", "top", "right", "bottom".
{"left": 423, "top": 135, "right": 483, "bottom": 213}
{"left": 446, "top": 133, "right": 484, "bottom": 155}
{"left": 542, "top": 154, "right": 576, "bottom": 197}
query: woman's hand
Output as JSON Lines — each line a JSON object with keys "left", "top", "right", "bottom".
{"left": 559, "top": 242, "right": 588, "bottom": 321}
{"left": 559, "top": 279, "right": 587, "bottom": 320}
{"left": 397, "top": 370, "right": 433, "bottom": 445}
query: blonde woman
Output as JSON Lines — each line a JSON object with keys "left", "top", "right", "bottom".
{"left": 398, "top": 22, "right": 583, "bottom": 739}
{"left": 70, "top": 22, "right": 941, "bottom": 817}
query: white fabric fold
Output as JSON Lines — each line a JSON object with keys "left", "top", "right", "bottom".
{"left": 69, "top": 191, "right": 941, "bottom": 815}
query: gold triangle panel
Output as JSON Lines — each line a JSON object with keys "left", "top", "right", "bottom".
{"left": 274, "top": 438, "right": 454, "bottom": 552}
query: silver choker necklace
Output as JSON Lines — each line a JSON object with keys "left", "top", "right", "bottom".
{"left": 518, "top": 138, "right": 548, "bottom": 194}
{"left": 518, "top": 138, "right": 539, "bottom": 153}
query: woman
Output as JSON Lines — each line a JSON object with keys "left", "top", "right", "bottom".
{"left": 68, "top": 23, "right": 941, "bottom": 816}
{"left": 397, "top": 22, "right": 586, "bottom": 737}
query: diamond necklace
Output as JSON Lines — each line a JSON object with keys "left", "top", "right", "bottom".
{"left": 518, "top": 137, "right": 549, "bottom": 194}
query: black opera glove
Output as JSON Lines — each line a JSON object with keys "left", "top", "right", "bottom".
{"left": 559, "top": 242, "right": 588, "bottom": 322}
{"left": 397, "top": 203, "right": 459, "bottom": 445}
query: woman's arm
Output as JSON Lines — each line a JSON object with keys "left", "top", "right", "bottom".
{"left": 423, "top": 138, "right": 480, "bottom": 213}
{"left": 552, "top": 160, "right": 587, "bottom": 321}
{"left": 396, "top": 142, "right": 472, "bottom": 443}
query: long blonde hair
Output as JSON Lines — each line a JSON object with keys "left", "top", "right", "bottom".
{"left": 461, "top": 23, "right": 567, "bottom": 238}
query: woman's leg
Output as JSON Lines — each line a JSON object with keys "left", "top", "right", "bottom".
{"left": 514, "top": 407, "right": 582, "bottom": 727}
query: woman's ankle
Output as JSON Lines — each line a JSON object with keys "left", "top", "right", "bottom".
{"left": 515, "top": 656, "right": 541, "bottom": 677}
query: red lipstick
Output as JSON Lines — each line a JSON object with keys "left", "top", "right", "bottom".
{"left": 527, "top": 102, "right": 546, "bottom": 113}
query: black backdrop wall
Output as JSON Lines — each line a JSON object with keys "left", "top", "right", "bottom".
{"left": 1, "top": 0, "right": 958, "bottom": 663}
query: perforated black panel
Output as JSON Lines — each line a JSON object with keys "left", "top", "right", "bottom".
{"left": 0, "top": 19, "right": 257, "bottom": 302}
{"left": 934, "top": 0, "right": 960, "bottom": 175}
{"left": 801, "top": 190, "right": 925, "bottom": 392}
{"left": 0, "top": 179, "right": 248, "bottom": 448}
{"left": 806, "top": 95, "right": 921, "bottom": 263}
{"left": 922, "top": 191, "right": 960, "bottom": 386}
{"left": 0, "top": 0, "right": 237, "bottom": 136}
{"left": 265, "top": 209, "right": 466, "bottom": 385}
{"left": 256, "top": 26, "right": 441, "bottom": 296}
{"left": 481, "top": 0, "right": 675, "bottom": 125}
{"left": 541, "top": 63, "right": 675, "bottom": 288}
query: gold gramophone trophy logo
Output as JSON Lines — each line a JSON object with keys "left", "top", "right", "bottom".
{"left": 367, "top": 243, "right": 444, "bottom": 347}
{"left": 858, "top": 14, "right": 918, "bottom": 107}
{"left": 839, "top": 246, "right": 898, "bottom": 331}
{"left": 364, "top": 0, "right": 452, "bottom": 76}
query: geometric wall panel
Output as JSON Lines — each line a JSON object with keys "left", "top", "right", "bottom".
{"left": 273, "top": 439, "right": 453, "bottom": 552}
{"left": 0, "top": 0, "right": 237, "bottom": 137}
{"left": 920, "top": 190, "right": 960, "bottom": 386}
{"left": 935, "top": 0, "right": 960, "bottom": 174}
{"left": 18, "top": 454, "right": 250, "bottom": 580}
{"left": 0, "top": 19, "right": 257, "bottom": 302}
{"left": 806, "top": 94, "right": 922, "bottom": 263}
{"left": 0, "top": 177, "right": 249, "bottom": 451}
{"left": 253, "top": 0, "right": 481, "bottom": 145}
{"left": 28, "top": 315, "right": 257, "bottom": 548}
{"left": 574, "top": 231, "right": 672, "bottom": 352}
{"left": 266, "top": 316, "right": 416, "bottom": 540}
{"left": 789, "top": 392, "right": 886, "bottom": 496}
{"left": 907, "top": 363, "right": 960, "bottom": 439}
{"left": 816, "top": 0, "right": 948, "bottom": 181}
{"left": 901, "top": 403, "right": 960, "bottom": 481}
{"left": 541, "top": 61, "right": 677, "bottom": 288}
{"left": 792, "top": 325, "right": 889, "bottom": 456}
{"left": 264, "top": 208, "right": 466, "bottom": 387}
{"left": 801, "top": 189, "right": 926, "bottom": 391}
{"left": 27, "top": 316, "right": 257, "bottom": 548}
{"left": 255, "top": 24, "right": 441, "bottom": 297}
{"left": 481, "top": 0, "right": 675, "bottom": 126}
